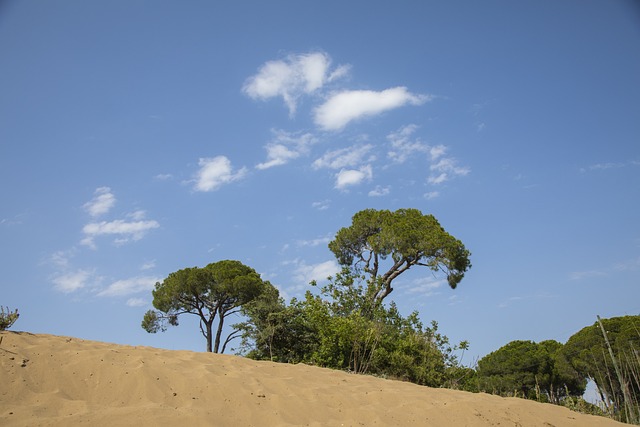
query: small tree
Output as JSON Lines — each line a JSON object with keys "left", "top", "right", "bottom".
{"left": 142, "top": 260, "right": 272, "bottom": 353}
{"left": 0, "top": 306, "right": 19, "bottom": 331}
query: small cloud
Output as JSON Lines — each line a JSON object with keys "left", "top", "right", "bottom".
{"left": 83, "top": 187, "right": 115, "bottom": 217}
{"left": 312, "top": 144, "right": 374, "bottom": 170}
{"left": 97, "top": 276, "right": 160, "bottom": 297}
{"left": 297, "top": 235, "right": 332, "bottom": 247}
{"left": 335, "top": 165, "right": 373, "bottom": 190}
{"left": 193, "top": 156, "right": 248, "bottom": 192}
{"left": 52, "top": 269, "right": 93, "bottom": 294}
{"left": 126, "top": 298, "right": 148, "bottom": 307}
{"left": 428, "top": 156, "right": 470, "bottom": 185}
{"left": 81, "top": 218, "right": 160, "bottom": 249}
{"left": 424, "top": 191, "right": 440, "bottom": 200}
{"left": 243, "top": 51, "right": 348, "bottom": 116}
{"left": 580, "top": 160, "right": 639, "bottom": 173}
{"left": 387, "top": 124, "right": 429, "bottom": 164}
{"left": 314, "top": 87, "right": 431, "bottom": 131}
{"left": 406, "top": 277, "right": 445, "bottom": 297}
{"left": 369, "top": 185, "right": 390, "bottom": 197}
{"left": 256, "top": 130, "right": 317, "bottom": 170}
{"left": 140, "top": 260, "right": 156, "bottom": 271}
{"left": 292, "top": 259, "right": 340, "bottom": 285}
{"left": 569, "top": 270, "right": 608, "bottom": 281}
{"left": 312, "top": 200, "right": 331, "bottom": 210}
{"left": 154, "top": 174, "right": 173, "bottom": 181}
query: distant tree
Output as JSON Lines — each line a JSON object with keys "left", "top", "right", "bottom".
{"left": 142, "top": 260, "right": 271, "bottom": 353}
{"left": 0, "top": 306, "right": 19, "bottom": 331}
{"left": 476, "top": 340, "right": 585, "bottom": 403}
{"left": 562, "top": 315, "right": 640, "bottom": 421}
{"left": 328, "top": 208, "right": 471, "bottom": 305}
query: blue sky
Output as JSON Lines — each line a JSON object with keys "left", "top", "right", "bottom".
{"left": 1, "top": 1, "right": 639, "bottom": 364}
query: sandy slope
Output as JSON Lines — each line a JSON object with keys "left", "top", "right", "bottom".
{"left": 0, "top": 331, "right": 624, "bottom": 427}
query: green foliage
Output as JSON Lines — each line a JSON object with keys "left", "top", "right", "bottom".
{"left": 239, "top": 270, "right": 468, "bottom": 388}
{"left": 476, "top": 340, "right": 586, "bottom": 403}
{"left": 562, "top": 315, "right": 640, "bottom": 423}
{"left": 142, "top": 260, "right": 273, "bottom": 353}
{"left": 0, "top": 306, "right": 19, "bottom": 331}
{"left": 328, "top": 208, "right": 471, "bottom": 304}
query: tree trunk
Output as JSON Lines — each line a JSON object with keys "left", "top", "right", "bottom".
{"left": 214, "top": 310, "right": 225, "bottom": 353}
{"left": 205, "top": 320, "right": 213, "bottom": 352}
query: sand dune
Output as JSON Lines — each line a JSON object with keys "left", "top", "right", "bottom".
{"left": 0, "top": 331, "right": 624, "bottom": 426}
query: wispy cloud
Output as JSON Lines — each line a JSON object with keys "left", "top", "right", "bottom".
{"left": 80, "top": 189, "right": 160, "bottom": 249}
{"left": 296, "top": 235, "right": 332, "bottom": 247}
{"left": 83, "top": 187, "right": 115, "bottom": 217}
{"left": 193, "top": 156, "right": 248, "bottom": 192}
{"left": 97, "top": 276, "right": 160, "bottom": 297}
{"left": 427, "top": 146, "right": 470, "bottom": 185}
{"left": 243, "top": 51, "right": 349, "bottom": 116}
{"left": 369, "top": 185, "right": 390, "bottom": 197}
{"left": 52, "top": 269, "right": 93, "bottom": 294}
{"left": 291, "top": 259, "right": 340, "bottom": 286}
{"left": 405, "top": 277, "right": 445, "bottom": 297}
{"left": 126, "top": 298, "right": 148, "bottom": 307}
{"left": 387, "top": 124, "right": 429, "bottom": 164}
{"left": 256, "top": 130, "right": 317, "bottom": 170}
{"left": 580, "top": 160, "right": 640, "bottom": 173}
{"left": 312, "top": 200, "right": 331, "bottom": 210}
{"left": 81, "top": 217, "right": 159, "bottom": 249}
{"left": 314, "top": 87, "right": 431, "bottom": 131}
{"left": 312, "top": 144, "right": 374, "bottom": 170}
{"left": 569, "top": 255, "right": 640, "bottom": 281}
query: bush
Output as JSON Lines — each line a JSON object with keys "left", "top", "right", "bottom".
{"left": 0, "top": 306, "right": 19, "bottom": 331}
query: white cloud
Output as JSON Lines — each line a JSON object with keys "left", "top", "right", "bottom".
{"left": 406, "top": 277, "right": 445, "bottom": 297}
{"left": 126, "top": 298, "right": 148, "bottom": 307}
{"left": 193, "top": 156, "right": 248, "bottom": 192}
{"left": 81, "top": 218, "right": 160, "bottom": 248}
{"left": 243, "top": 51, "right": 348, "bottom": 116}
{"left": 429, "top": 145, "right": 447, "bottom": 161}
{"left": 154, "top": 174, "right": 173, "bottom": 181}
{"left": 427, "top": 153, "right": 470, "bottom": 185}
{"left": 387, "top": 124, "right": 429, "bottom": 164}
{"left": 312, "top": 144, "right": 374, "bottom": 170}
{"left": 314, "top": 87, "right": 431, "bottom": 131}
{"left": 140, "top": 260, "right": 156, "bottom": 271}
{"left": 312, "top": 200, "right": 330, "bottom": 210}
{"left": 52, "top": 270, "right": 92, "bottom": 293}
{"left": 256, "top": 130, "right": 317, "bottom": 170}
{"left": 369, "top": 185, "right": 390, "bottom": 197}
{"left": 424, "top": 191, "right": 440, "bottom": 199}
{"left": 98, "top": 276, "right": 160, "bottom": 297}
{"left": 293, "top": 260, "right": 340, "bottom": 285}
{"left": 297, "top": 235, "right": 332, "bottom": 247}
{"left": 83, "top": 187, "right": 115, "bottom": 217}
{"left": 335, "top": 165, "right": 373, "bottom": 190}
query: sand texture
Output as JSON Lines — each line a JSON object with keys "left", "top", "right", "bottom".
{"left": 0, "top": 331, "right": 625, "bottom": 426}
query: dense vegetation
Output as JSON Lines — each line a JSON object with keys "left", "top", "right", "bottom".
{"left": 139, "top": 207, "right": 639, "bottom": 424}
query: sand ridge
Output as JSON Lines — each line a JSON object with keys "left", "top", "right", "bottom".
{"left": 0, "top": 331, "right": 624, "bottom": 426}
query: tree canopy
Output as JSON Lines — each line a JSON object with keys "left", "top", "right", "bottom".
{"left": 142, "top": 260, "right": 273, "bottom": 353}
{"left": 562, "top": 315, "right": 640, "bottom": 421}
{"left": 475, "top": 340, "right": 585, "bottom": 403}
{"left": 328, "top": 208, "right": 471, "bottom": 304}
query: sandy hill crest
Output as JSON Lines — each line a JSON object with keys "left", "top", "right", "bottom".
{"left": 0, "top": 331, "right": 625, "bottom": 426}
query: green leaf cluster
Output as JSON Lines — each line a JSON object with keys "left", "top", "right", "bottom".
{"left": 0, "top": 306, "right": 19, "bottom": 331}
{"left": 475, "top": 340, "right": 586, "bottom": 403}
{"left": 239, "top": 271, "right": 469, "bottom": 388}
{"left": 562, "top": 315, "right": 640, "bottom": 421}
{"left": 328, "top": 208, "right": 471, "bottom": 303}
